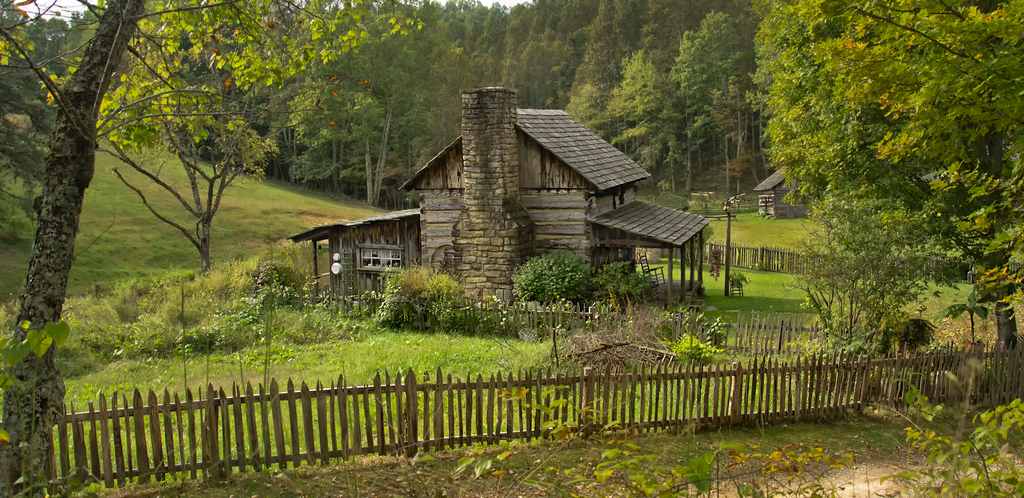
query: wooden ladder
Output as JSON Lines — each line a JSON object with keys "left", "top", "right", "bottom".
{"left": 637, "top": 250, "right": 665, "bottom": 288}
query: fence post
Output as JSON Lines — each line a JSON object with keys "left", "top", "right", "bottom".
{"left": 730, "top": 362, "right": 743, "bottom": 425}
{"left": 405, "top": 370, "right": 418, "bottom": 458}
{"left": 580, "top": 367, "right": 593, "bottom": 434}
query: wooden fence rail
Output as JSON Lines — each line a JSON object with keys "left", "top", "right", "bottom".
{"left": 46, "top": 349, "right": 1024, "bottom": 488}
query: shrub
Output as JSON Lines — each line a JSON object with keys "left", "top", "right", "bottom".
{"left": 593, "top": 262, "right": 651, "bottom": 304}
{"left": 670, "top": 335, "right": 723, "bottom": 365}
{"left": 376, "top": 267, "right": 465, "bottom": 331}
{"left": 879, "top": 317, "right": 936, "bottom": 354}
{"left": 728, "top": 271, "right": 749, "bottom": 293}
{"left": 513, "top": 251, "right": 591, "bottom": 303}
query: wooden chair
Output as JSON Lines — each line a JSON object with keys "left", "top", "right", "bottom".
{"left": 637, "top": 250, "right": 664, "bottom": 288}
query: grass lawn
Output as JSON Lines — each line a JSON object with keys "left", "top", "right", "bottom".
{"left": 706, "top": 212, "right": 816, "bottom": 249}
{"left": 654, "top": 264, "right": 806, "bottom": 317}
{"left": 102, "top": 415, "right": 913, "bottom": 497}
{"left": 0, "top": 150, "right": 380, "bottom": 300}
{"left": 63, "top": 330, "right": 551, "bottom": 408}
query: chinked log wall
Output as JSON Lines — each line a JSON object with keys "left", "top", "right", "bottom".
{"left": 48, "top": 349, "right": 1024, "bottom": 488}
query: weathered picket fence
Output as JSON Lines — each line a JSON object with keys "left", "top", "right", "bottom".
{"left": 704, "top": 243, "right": 811, "bottom": 274}
{"left": 723, "top": 312, "right": 821, "bottom": 354}
{"left": 49, "top": 349, "right": 1024, "bottom": 488}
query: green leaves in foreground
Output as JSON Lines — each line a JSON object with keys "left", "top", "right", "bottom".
{"left": 0, "top": 321, "right": 71, "bottom": 445}
{"left": 1, "top": 321, "right": 71, "bottom": 378}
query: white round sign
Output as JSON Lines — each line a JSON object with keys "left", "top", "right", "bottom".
{"left": 330, "top": 262, "right": 342, "bottom": 275}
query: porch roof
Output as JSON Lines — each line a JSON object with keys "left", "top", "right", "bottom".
{"left": 288, "top": 209, "right": 421, "bottom": 242}
{"left": 588, "top": 201, "right": 707, "bottom": 247}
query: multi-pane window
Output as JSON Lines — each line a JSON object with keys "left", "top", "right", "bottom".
{"left": 359, "top": 247, "right": 403, "bottom": 269}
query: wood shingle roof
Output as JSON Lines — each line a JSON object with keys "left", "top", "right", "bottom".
{"left": 401, "top": 109, "right": 651, "bottom": 192}
{"left": 516, "top": 109, "right": 650, "bottom": 191}
{"left": 288, "top": 209, "right": 420, "bottom": 242}
{"left": 588, "top": 201, "right": 708, "bottom": 246}
{"left": 753, "top": 168, "right": 787, "bottom": 192}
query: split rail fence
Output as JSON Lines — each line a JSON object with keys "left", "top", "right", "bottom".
{"left": 47, "top": 349, "right": 1024, "bottom": 489}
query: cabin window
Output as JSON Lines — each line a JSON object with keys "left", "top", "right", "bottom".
{"left": 359, "top": 247, "right": 403, "bottom": 270}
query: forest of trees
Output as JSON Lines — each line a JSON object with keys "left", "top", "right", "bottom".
{"left": 1, "top": 0, "right": 766, "bottom": 215}
{"left": 267, "top": 0, "right": 767, "bottom": 207}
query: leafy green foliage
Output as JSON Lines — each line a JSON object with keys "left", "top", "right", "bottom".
{"left": 513, "top": 252, "right": 592, "bottom": 304}
{"left": 728, "top": 271, "right": 748, "bottom": 291}
{"left": 376, "top": 267, "right": 464, "bottom": 331}
{"left": 374, "top": 266, "right": 512, "bottom": 335}
{"left": 669, "top": 335, "right": 722, "bottom": 365}
{"left": 757, "top": 0, "right": 1024, "bottom": 338}
{"left": 593, "top": 262, "right": 651, "bottom": 304}
{"left": 893, "top": 392, "right": 1024, "bottom": 496}
{"left": 0, "top": 320, "right": 71, "bottom": 443}
{"left": 879, "top": 317, "right": 936, "bottom": 354}
{"left": 797, "top": 197, "right": 945, "bottom": 341}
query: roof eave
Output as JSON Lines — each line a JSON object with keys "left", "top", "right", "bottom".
{"left": 400, "top": 137, "right": 462, "bottom": 191}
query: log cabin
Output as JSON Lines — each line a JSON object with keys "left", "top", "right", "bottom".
{"left": 289, "top": 87, "right": 709, "bottom": 302}
{"left": 753, "top": 168, "right": 807, "bottom": 218}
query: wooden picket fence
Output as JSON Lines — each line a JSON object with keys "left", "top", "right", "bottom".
{"left": 705, "top": 242, "right": 811, "bottom": 274}
{"left": 46, "top": 348, "right": 1024, "bottom": 488}
{"left": 722, "top": 312, "right": 821, "bottom": 354}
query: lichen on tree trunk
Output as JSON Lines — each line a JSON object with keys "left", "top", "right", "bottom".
{"left": 0, "top": 0, "right": 144, "bottom": 493}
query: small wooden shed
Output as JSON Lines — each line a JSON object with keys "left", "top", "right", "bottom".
{"left": 288, "top": 209, "right": 421, "bottom": 295}
{"left": 753, "top": 168, "right": 807, "bottom": 218}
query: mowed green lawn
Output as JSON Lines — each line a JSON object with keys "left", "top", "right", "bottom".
{"left": 0, "top": 151, "right": 379, "bottom": 299}
{"left": 64, "top": 330, "right": 551, "bottom": 409}
{"left": 658, "top": 264, "right": 970, "bottom": 323}
{"left": 706, "top": 212, "right": 816, "bottom": 249}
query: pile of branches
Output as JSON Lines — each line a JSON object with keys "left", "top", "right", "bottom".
{"left": 564, "top": 306, "right": 677, "bottom": 371}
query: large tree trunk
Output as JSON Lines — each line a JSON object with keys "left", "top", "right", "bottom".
{"left": 1, "top": 0, "right": 144, "bottom": 492}
{"left": 995, "top": 300, "right": 1017, "bottom": 350}
{"left": 980, "top": 132, "right": 1018, "bottom": 350}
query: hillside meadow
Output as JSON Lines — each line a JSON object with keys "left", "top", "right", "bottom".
{"left": 0, "top": 150, "right": 379, "bottom": 300}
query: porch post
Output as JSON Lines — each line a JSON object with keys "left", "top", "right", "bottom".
{"left": 311, "top": 241, "right": 319, "bottom": 294}
{"left": 680, "top": 243, "right": 688, "bottom": 304}
{"left": 666, "top": 245, "right": 674, "bottom": 306}
{"left": 698, "top": 229, "right": 704, "bottom": 289}
{"left": 689, "top": 240, "right": 696, "bottom": 292}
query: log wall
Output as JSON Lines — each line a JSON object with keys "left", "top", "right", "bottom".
{"left": 419, "top": 192, "right": 464, "bottom": 268}
{"left": 520, "top": 192, "right": 590, "bottom": 259}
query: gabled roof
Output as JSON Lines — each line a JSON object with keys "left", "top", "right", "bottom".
{"left": 399, "top": 137, "right": 461, "bottom": 191}
{"left": 401, "top": 109, "right": 650, "bottom": 192}
{"left": 753, "top": 168, "right": 787, "bottom": 192}
{"left": 288, "top": 209, "right": 420, "bottom": 242}
{"left": 516, "top": 109, "right": 650, "bottom": 191}
{"left": 588, "top": 201, "right": 708, "bottom": 246}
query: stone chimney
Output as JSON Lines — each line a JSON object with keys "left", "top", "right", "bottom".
{"left": 454, "top": 87, "right": 532, "bottom": 299}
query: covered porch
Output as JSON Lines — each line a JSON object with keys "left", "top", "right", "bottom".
{"left": 589, "top": 201, "right": 708, "bottom": 305}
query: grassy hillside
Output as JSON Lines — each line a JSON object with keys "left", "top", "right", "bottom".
{"left": 0, "top": 151, "right": 379, "bottom": 300}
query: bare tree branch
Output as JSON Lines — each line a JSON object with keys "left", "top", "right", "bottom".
{"left": 113, "top": 167, "right": 201, "bottom": 251}
{"left": 101, "top": 144, "right": 201, "bottom": 217}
